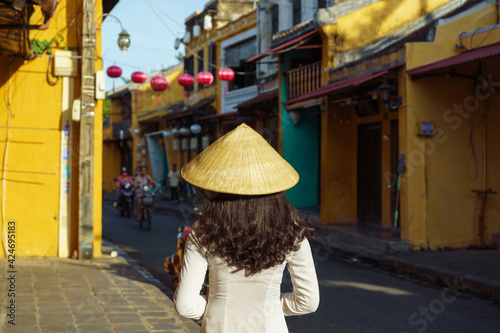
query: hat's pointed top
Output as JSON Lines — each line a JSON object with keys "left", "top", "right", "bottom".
{"left": 181, "top": 123, "right": 298, "bottom": 195}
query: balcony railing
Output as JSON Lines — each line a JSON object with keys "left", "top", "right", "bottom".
{"left": 285, "top": 61, "right": 322, "bottom": 100}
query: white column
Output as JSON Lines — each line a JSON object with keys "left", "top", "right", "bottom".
{"left": 58, "top": 76, "right": 74, "bottom": 258}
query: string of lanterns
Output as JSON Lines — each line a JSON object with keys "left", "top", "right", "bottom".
{"left": 106, "top": 66, "right": 235, "bottom": 103}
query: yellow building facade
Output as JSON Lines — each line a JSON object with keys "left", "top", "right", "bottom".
{"left": 0, "top": 0, "right": 107, "bottom": 257}
{"left": 404, "top": 1, "right": 500, "bottom": 249}
{"left": 315, "top": 0, "right": 499, "bottom": 249}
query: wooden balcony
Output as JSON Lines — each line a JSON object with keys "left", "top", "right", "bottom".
{"left": 285, "top": 61, "right": 322, "bottom": 100}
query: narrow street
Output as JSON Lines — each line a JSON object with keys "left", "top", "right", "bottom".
{"left": 102, "top": 202, "right": 500, "bottom": 333}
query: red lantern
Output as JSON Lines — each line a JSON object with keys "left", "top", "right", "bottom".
{"left": 178, "top": 73, "right": 194, "bottom": 103}
{"left": 131, "top": 71, "right": 148, "bottom": 99}
{"left": 196, "top": 71, "right": 214, "bottom": 99}
{"left": 107, "top": 66, "right": 122, "bottom": 93}
{"left": 217, "top": 68, "right": 234, "bottom": 81}
{"left": 151, "top": 76, "right": 169, "bottom": 106}
{"left": 107, "top": 66, "right": 122, "bottom": 78}
{"left": 131, "top": 71, "right": 147, "bottom": 83}
{"left": 217, "top": 68, "right": 235, "bottom": 95}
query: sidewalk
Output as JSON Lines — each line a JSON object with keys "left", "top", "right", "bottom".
{"left": 0, "top": 240, "right": 199, "bottom": 333}
{"left": 121, "top": 194, "right": 500, "bottom": 303}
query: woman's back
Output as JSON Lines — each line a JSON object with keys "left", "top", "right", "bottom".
{"left": 175, "top": 236, "right": 318, "bottom": 333}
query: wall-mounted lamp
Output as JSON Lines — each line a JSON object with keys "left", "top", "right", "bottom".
{"left": 133, "top": 128, "right": 140, "bottom": 136}
{"left": 378, "top": 80, "right": 402, "bottom": 110}
{"left": 171, "top": 127, "right": 180, "bottom": 136}
{"left": 289, "top": 110, "right": 301, "bottom": 126}
{"left": 174, "top": 38, "right": 182, "bottom": 50}
{"left": 163, "top": 130, "right": 172, "bottom": 138}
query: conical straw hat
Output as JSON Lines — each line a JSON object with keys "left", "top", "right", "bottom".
{"left": 181, "top": 123, "right": 299, "bottom": 195}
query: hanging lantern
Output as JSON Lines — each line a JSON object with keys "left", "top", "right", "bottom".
{"left": 151, "top": 75, "right": 169, "bottom": 106}
{"left": 196, "top": 71, "right": 214, "bottom": 99}
{"left": 131, "top": 71, "right": 147, "bottom": 99}
{"left": 217, "top": 68, "right": 234, "bottom": 95}
{"left": 190, "top": 123, "right": 202, "bottom": 135}
{"left": 131, "top": 71, "right": 147, "bottom": 83}
{"left": 107, "top": 66, "right": 122, "bottom": 78}
{"left": 178, "top": 73, "right": 195, "bottom": 103}
{"left": 179, "top": 127, "right": 190, "bottom": 136}
{"left": 107, "top": 66, "right": 122, "bottom": 93}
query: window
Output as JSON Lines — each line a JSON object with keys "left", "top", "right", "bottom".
{"left": 184, "top": 56, "right": 194, "bottom": 92}
{"left": 293, "top": 0, "right": 301, "bottom": 26}
{"left": 208, "top": 43, "right": 217, "bottom": 77}
{"left": 271, "top": 5, "right": 279, "bottom": 35}
{"left": 223, "top": 37, "right": 257, "bottom": 90}
{"left": 197, "top": 49, "right": 204, "bottom": 74}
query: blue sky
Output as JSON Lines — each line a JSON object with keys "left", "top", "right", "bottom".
{"left": 102, "top": 0, "right": 207, "bottom": 91}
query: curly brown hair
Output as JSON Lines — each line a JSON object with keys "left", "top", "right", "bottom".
{"left": 191, "top": 192, "right": 315, "bottom": 276}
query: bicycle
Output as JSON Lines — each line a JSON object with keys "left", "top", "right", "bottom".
{"left": 139, "top": 185, "right": 157, "bottom": 231}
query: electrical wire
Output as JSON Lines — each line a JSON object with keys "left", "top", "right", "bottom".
{"left": 46, "top": 56, "right": 60, "bottom": 86}
{"left": 143, "top": 0, "right": 185, "bottom": 29}
{"left": 101, "top": 36, "right": 175, "bottom": 52}
{"left": 142, "top": 0, "right": 256, "bottom": 75}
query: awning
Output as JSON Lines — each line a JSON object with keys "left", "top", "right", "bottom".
{"left": 198, "top": 111, "right": 238, "bottom": 121}
{"left": 407, "top": 43, "right": 500, "bottom": 76}
{"left": 286, "top": 97, "right": 322, "bottom": 110}
{"left": 247, "top": 27, "right": 321, "bottom": 62}
{"left": 236, "top": 90, "right": 278, "bottom": 108}
{"left": 284, "top": 68, "right": 391, "bottom": 106}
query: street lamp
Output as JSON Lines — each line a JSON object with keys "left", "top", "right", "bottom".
{"left": 378, "top": 80, "right": 402, "bottom": 110}
{"left": 97, "top": 13, "right": 131, "bottom": 56}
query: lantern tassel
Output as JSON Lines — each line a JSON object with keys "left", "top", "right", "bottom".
{"left": 137, "top": 90, "right": 140, "bottom": 99}
{"left": 184, "top": 89, "right": 188, "bottom": 103}
{"left": 224, "top": 82, "right": 227, "bottom": 96}
{"left": 158, "top": 94, "right": 161, "bottom": 107}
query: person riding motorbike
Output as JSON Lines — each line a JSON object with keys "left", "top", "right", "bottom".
{"left": 134, "top": 165, "right": 158, "bottom": 221}
{"left": 114, "top": 167, "right": 134, "bottom": 209}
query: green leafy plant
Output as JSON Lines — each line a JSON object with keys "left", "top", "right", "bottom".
{"left": 31, "top": 34, "right": 67, "bottom": 55}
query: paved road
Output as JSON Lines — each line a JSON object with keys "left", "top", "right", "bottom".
{"left": 102, "top": 201, "right": 500, "bottom": 333}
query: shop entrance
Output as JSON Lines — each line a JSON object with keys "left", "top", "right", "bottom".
{"left": 357, "top": 122, "right": 382, "bottom": 224}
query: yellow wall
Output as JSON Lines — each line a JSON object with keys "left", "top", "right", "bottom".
{"left": 102, "top": 142, "right": 123, "bottom": 193}
{"left": 404, "top": 4, "right": 500, "bottom": 249}
{"left": 320, "top": 103, "right": 358, "bottom": 223}
{"left": 407, "top": 2, "right": 500, "bottom": 70}
{"left": 405, "top": 59, "right": 500, "bottom": 249}
{"left": 0, "top": 0, "right": 104, "bottom": 257}
{"left": 334, "top": 0, "right": 451, "bottom": 54}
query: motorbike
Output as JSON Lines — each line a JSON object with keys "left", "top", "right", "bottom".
{"left": 164, "top": 223, "right": 209, "bottom": 294}
{"left": 139, "top": 185, "right": 157, "bottom": 231}
{"left": 117, "top": 182, "right": 134, "bottom": 217}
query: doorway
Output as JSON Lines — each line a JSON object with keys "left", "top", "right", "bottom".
{"left": 357, "top": 122, "right": 382, "bottom": 224}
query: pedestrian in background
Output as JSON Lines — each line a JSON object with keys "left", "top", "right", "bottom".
{"left": 168, "top": 163, "right": 181, "bottom": 203}
{"left": 134, "top": 165, "right": 158, "bottom": 221}
{"left": 174, "top": 124, "right": 319, "bottom": 332}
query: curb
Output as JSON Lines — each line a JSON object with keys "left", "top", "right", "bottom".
{"left": 314, "top": 237, "right": 500, "bottom": 304}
